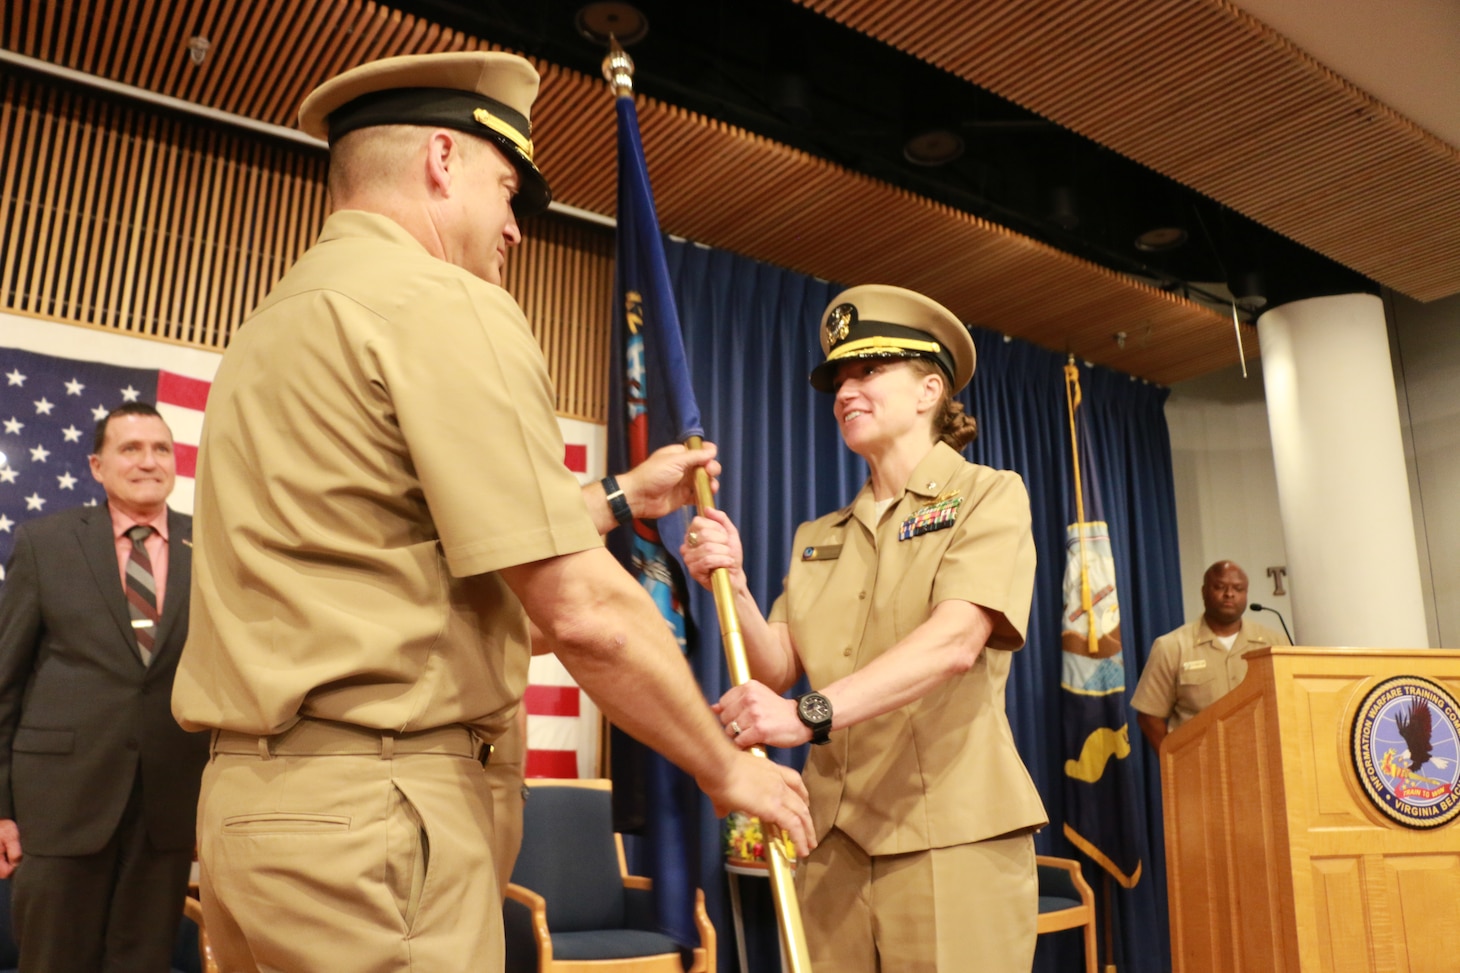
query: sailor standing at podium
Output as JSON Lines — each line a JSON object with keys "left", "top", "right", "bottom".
{"left": 1131, "top": 559, "right": 1289, "bottom": 749}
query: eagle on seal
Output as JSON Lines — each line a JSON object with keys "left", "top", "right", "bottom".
{"left": 1396, "top": 699, "right": 1451, "bottom": 773}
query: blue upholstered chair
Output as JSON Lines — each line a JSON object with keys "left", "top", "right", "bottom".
{"left": 504, "top": 779, "right": 714, "bottom": 973}
{"left": 1035, "top": 855, "right": 1098, "bottom": 973}
{"left": 0, "top": 878, "right": 212, "bottom": 973}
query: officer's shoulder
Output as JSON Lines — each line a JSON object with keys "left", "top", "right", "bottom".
{"left": 1249, "top": 620, "right": 1289, "bottom": 646}
{"left": 955, "top": 461, "right": 1027, "bottom": 498}
{"left": 1151, "top": 620, "right": 1194, "bottom": 646}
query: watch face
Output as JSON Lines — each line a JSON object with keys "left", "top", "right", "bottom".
{"left": 800, "top": 693, "right": 831, "bottom": 724}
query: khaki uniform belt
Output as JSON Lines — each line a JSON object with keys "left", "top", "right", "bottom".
{"left": 211, "top": 717, "right": 489, "bottom": 763}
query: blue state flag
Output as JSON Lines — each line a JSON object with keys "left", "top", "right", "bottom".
{"left": 604, "top": 83, "right": 705, "bottom": 948}
{"left": 1059, "top": 362, "right": 1143, "bottom": 888}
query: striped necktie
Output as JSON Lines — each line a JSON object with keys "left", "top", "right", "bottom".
{"left": 124, "top": 525, "right": 159, "bottom": 665}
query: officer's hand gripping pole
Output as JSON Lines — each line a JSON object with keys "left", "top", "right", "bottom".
{"left": 686, "top": 435, "right": 812, "bottom": 973}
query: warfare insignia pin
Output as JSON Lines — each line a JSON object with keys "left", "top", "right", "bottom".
{"left": 1351, "top": 675, "right": 1460, "bottom": 829}
{"left": 826, "top": 303, "right": 856, "bottom": 346}
{"left": 898, "top": 492, "right": 962, "bottom": 541}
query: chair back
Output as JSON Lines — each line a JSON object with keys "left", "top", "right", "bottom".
{"left": 1037, "top": 860, "right": 1082, "bottom": 908}
{"left": 1034, "top": 855, "right": 1098, "bottom": 973}
{"left": 511, "top": 780, "right": 627, "bottom": 933}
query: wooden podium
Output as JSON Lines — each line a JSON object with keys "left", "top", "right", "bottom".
{"left": 1160, "top": 647, "right": 1460, "bottom": 972}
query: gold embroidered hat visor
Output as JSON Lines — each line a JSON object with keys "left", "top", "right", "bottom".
{"left": 810, "top": 284, "right": 976, "bottom": 394}
{"left": 298, "top": 51, "right": 552, "bottom": 218}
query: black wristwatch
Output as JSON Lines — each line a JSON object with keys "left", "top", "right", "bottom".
{"left": 796, "top": 691, "right": 833, "bottom": 745}
{"left": 600, "top": 475, "right": 634, "bottom": 527}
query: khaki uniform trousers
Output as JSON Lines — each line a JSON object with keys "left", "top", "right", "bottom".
{"left": 486, "top": 710, "right": 529, "bottom": 891}
{"left": 798, "top": 826, "right": 1037, "bottom": 973}
{"left": 197, "top": 719, "right": 499, "bottom": 973}
{"left": 485, "top": 758, "right": 525, "bottom": 892}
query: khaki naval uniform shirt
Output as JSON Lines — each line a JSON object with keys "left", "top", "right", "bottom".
{"left": 1130, "top": 616, "right": 1288, "bottom": 730}
{"left": 769, "top": 443, "right": 1048, "bottom": 855}
{"left": 173, "top": 211, "right": 601, "bottom": 740}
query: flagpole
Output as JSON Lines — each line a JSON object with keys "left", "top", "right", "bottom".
{"left": 1064, "top": 357, "right": 1099, "bottom": 656}
{"left": 687, "top": 437, "right": 813, "bottom": 973}
{"left": 600, "top": 38, "right": 813, "bottom": 972}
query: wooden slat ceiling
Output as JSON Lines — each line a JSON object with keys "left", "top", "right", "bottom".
{"left": 799, "top": 0, "right": 1460, "bottom": 305}
{"left": 2, "top": 0, "right": 1277, "bottom": 385}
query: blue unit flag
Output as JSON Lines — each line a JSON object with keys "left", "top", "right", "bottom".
{"left": 605, "top": 84, "right": 706, "bottom": 948}
{"left": 1060, "top": 362, "right": 1143, "bottom": 888}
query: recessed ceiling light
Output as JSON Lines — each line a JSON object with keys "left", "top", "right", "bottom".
{"left": 575, "top": 3, "right": 649, "bottom": 46}
{"left": 1133, "top": 227, "right": 1188, "bottom": 252}
{"left": 903, "top": 129, "right": 964, "bottom": 167}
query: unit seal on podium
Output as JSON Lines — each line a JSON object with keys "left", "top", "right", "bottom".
{"left": 1350, "top": 675, "right": 1460, "bottom": 829}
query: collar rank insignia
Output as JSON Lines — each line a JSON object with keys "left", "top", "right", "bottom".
{"left": 802, "top": 544, "right": 842, "bottom": 561}
{"left": 898, "top": 491, "right": 962, "bottom": 541}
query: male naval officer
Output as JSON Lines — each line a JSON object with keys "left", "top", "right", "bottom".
{"left": 172, "top": 50, "right": 812, "bottom": 971}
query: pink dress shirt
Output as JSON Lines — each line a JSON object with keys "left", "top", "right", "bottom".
{"left": 109, "top": 505, "right": 169, "bottom": 614}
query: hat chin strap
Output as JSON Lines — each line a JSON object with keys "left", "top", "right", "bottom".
{"left": 827, "top": 339, "right": 954, "bottom": 385}
{"left": 472, "top": 107, "right": 533, "bottom": 160}
{"left": 826, "top": 335, "right": 942, "bottom": 361}
{"left": 809, "top": 348, "right": 955, "bottom": 394}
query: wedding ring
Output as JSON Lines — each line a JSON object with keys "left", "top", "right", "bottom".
{"left": 729, "top": 720, "right": 742, "bottom": 737}
{"left": 688, "top": 531, "right": 700, "bottom": 547}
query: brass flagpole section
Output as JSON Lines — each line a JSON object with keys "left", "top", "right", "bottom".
{"left": 688, "top": 439, "right": 813, "bottom": 973}
{"left": 601, "top": 38, "right": 812, "bottom": 972}
{"left": 1063, "top": 357, "right": 1098, "bottom": 657}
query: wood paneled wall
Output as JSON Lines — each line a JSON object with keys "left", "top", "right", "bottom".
{"left": 1, "top": 0, "right": 1256, "bottom": 384}
{"left": 0, "top": 68, "right": 614, "bottom": 422}
{"left": 504, "top": 211, "right": 615, "bottom": 425}
{"left": 800, "top": 0, "right": 1460, "bottom": 304}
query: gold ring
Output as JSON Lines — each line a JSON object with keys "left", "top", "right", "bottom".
{"left": 729, "top": 720, "right": 742, "bottom": 737}
{"left": 688, "top": 531, "right": 700, "bottom": 547}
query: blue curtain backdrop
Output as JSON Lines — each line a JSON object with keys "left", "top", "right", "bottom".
{"left": 643, "top": 234, "right": 1183, "bottom": 973}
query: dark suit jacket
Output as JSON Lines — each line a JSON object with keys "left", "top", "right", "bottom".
{"left": 0, "top": 504, "right": 208, "bottom": 857}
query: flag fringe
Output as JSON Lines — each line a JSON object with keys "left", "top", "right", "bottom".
{"left": 1059, "top": 683, "right": 1129, "bottom": 698}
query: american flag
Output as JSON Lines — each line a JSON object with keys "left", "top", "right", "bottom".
{"left": 525, "top": 653, "right": 599, "bottom": 779}
{"left": 0, "top": 346, "right": 208, "bottom": 581}
{"left": 529, "top": 417, "right": 605, "bottom": 779}
{"left": 1, "top": 317, "right": 604, "bottom": 775}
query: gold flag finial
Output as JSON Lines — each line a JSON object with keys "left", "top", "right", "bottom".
{"left": 603, "top": 36, "right": 635, "bottom": 98}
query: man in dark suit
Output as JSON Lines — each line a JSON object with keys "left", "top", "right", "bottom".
{"left": 0, "top": 401, "right": 208, "bottom": 972}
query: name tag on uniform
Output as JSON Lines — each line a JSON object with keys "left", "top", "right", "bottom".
{"left": 131, "top": 619, "right": 155, "bottom": 630}
{"left": 1181, "top": 659, "right": 1207, "bottom": 671}
{"left": 802, "top": 545, "right": 842, "bottom": 561}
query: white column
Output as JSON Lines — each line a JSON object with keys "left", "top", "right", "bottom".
{"left": 1257, "top": 293, "right": 1429, "bottom": 648}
